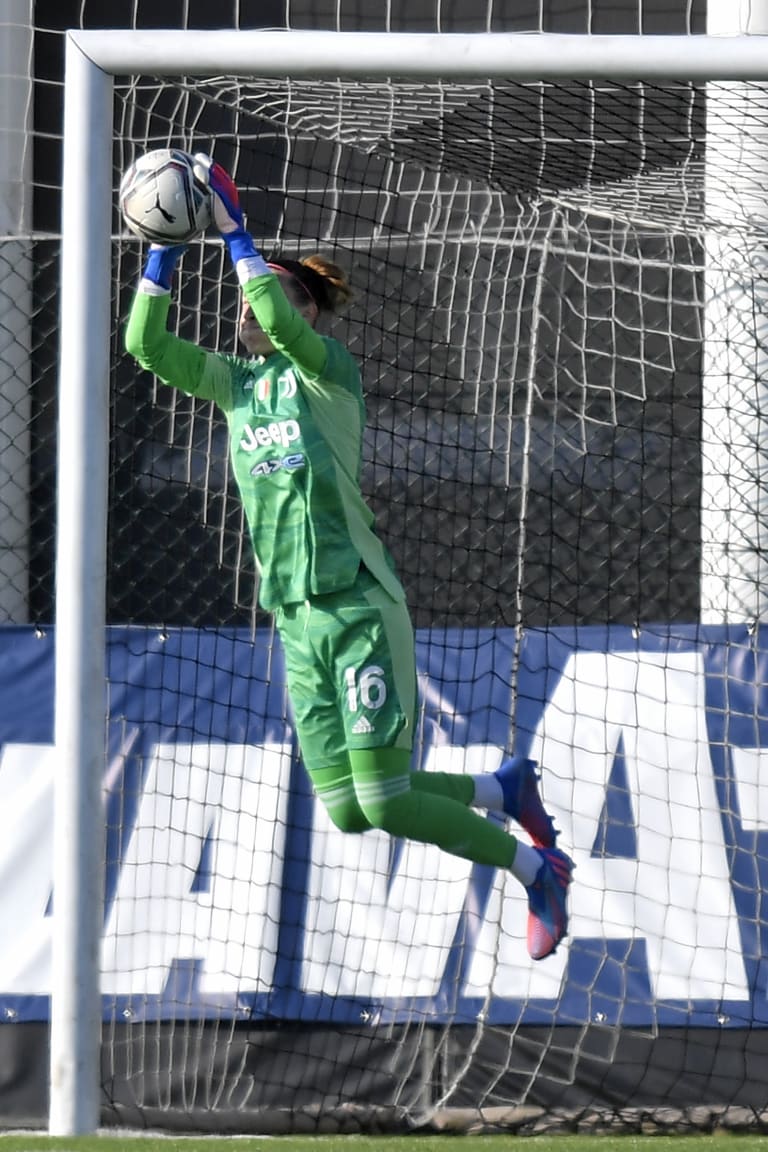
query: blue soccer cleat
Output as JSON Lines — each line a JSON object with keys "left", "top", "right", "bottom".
{"left": 525, "top": 846, "right": 574, "bottom": 961}
{"left": 495, "top": 756, "right": 558, "bottom": 848}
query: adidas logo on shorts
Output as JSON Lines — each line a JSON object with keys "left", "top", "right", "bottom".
{"left": 351, "top": 716, "right": 375, "bottom": 735}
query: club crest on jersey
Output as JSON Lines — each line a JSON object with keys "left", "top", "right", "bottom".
{"left": 244, "top": 368, "right": 298, "bottom": 402}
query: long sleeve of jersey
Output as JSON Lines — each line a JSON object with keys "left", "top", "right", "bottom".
{"left": 126, "top": 272, "right": 327, "bottom": 393}
{"left": 241, "top": 273, "right": 328, "bottom": 379}
{"left": 125, "top": 289, "right": 233, "bottom": 408}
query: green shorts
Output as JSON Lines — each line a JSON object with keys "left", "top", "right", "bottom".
{"left": 275, "top": 568, "right": 417, "bottom": 769}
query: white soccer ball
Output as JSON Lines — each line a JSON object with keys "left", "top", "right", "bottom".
{"left": 119, "top": 148, "right": 212, "bottom": 244}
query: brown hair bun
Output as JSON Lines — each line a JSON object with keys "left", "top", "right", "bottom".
{"left": 268, "top": 253, "right": 354, "bottom": 316}
{"left": 300, "top": 254, "right": 354, "bottom": 315}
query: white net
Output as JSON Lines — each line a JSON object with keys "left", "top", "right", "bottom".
{"left": 84, "top": 63, "right": 768, "bottom": 1133}
{"left": 3, "top": 0, "right": 765, "bottom": 1137}
{"left": 110, "top": 73, "right": 710, "bottom": 630}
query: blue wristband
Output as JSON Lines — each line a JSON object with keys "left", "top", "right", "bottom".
{"left": 223, "top": 228, "right": 259, "bottom": 264}
{"left": 142, "top": 245, "right": 186, "bottom": 290}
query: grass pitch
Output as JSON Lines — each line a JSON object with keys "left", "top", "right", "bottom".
{"left": 0, "top": 1135, "right": 766, "bottom": 1152}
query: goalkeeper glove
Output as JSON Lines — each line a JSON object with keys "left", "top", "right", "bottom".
{"left": 141, "top": 243, "right": 186, "bottom": 292}
{"left": 194, "top": 153, "right": 270, "bottom": 280}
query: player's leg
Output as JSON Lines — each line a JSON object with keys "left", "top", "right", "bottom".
{"left": 349, "top": 744, "right": 572, "bottom": 958}
{"left": 409, "top": 757, "right": 558, "bottom": 848}
{"left": 350, "top": 745, "right": 514, "bottom": 867}
{"left": 277, "top": 585, "right": 497, "bottom": 834}
{"left": 280, "top": 576, "right": 555, "bottom": 842}
{"left": 276, "top": 601, "right": 370, "bottom": 834}
{"left": 304, "top": 760, "right": 371, "bottom": 833}
{"left": 334, "top": 574, "right": 571, "bottom": 958}
{"left": 345, "top": 576, "right": 555, "bottom": 839}
{"left": 327, "top": 574, "right": 526, "bottom": 870}
{"left": 280, "top": 579, "right": 571, "bottom": 958}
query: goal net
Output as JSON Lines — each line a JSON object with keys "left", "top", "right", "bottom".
{"left": 112, "top": 72, "right": 708, "bottom": 632}
{"left": 41, "top": 31, "right": 768, "bottom": 1135}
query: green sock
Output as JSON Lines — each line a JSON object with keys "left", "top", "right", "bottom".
{"left": 349, "top": 747, "right": 517, "bottom": 869}
{"left": 409, "top": 767, "right": 475, "bottom": 806}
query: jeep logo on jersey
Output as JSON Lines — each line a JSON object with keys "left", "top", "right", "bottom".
{"left": 240, "top": 419, "right": 301, "bottom": 452}
{"left": 250, "top": 453, "right": 306, "bottom": 477}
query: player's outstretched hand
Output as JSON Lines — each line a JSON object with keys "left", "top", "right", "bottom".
{"left": 194, "top": 154, "right": 243, "bottom": 235}
{"left": 193, "top": 152, "right": 264, "bottom": 273}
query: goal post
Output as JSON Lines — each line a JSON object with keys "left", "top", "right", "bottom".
{"left": 54, "top": 27, "right": 768, "bottom": 1137}
{"left": 51, "top": 36, "right": 112, "bottom": 1137}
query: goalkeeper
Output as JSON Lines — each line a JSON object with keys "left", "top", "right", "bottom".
{"left": 124, "top": 157, "right": 573, "bottom": 961}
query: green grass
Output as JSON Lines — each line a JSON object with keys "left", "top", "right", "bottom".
{"left": 0, "top": 1135, "right": 766, "bottom": 1152}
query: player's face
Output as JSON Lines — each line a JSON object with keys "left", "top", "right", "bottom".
{"left": 238, "top": 298, "right": 274, "bottom": 356}
{"left": 238, "top": 272, "right": 318, "bottom": 356}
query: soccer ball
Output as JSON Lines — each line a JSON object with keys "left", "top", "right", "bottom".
{"left": 119, "top": 148, "right": 211, "bottom": 244}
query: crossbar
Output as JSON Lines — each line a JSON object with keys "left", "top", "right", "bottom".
{"left": 70, "top": 28, "right": 768, "bottom": 81}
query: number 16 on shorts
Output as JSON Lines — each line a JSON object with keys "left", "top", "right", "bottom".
{"left": 344, "top": 665, "right": 387, "bottom": 714}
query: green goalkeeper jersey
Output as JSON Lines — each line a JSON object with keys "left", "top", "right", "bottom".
{"left": 125, "top": 274, "right": 404, "bottom": 611}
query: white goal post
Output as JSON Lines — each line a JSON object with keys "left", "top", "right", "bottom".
{"left": 55, "top": 27, "right": 768, "bottom": 1136}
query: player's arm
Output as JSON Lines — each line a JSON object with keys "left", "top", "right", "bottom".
{"left": 124, "top": 245, "right": 233, "bottom": 407}
{"left": 199, "top": 157, "right": 327, "bottom": 379}
{"left": 242, "top": 275, "right": 327, "bottom": 379}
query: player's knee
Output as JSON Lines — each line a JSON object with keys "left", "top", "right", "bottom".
{"left": 318, "top": 796, "right": 372, "bottom": 834}
{"left": 356, "top": 792, "right": 408, "bottom": 836}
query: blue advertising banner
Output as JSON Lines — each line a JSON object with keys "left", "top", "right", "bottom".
{"left": 0, "top": 623, "right": 765, "bottom": 1029}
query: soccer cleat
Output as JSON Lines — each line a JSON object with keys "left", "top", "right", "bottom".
{"left": 525, "top": 847, "right": 574, "bottom": 961}
{"left": 495, "top": 756, "right": 558, "bottom": 847}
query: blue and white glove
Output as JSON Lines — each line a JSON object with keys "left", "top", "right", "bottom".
{"left": 194, "top": 154, "right": 270, "bottom": 283}
{"left": 140, "top": 243, "right": 186, "bottom": 293}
